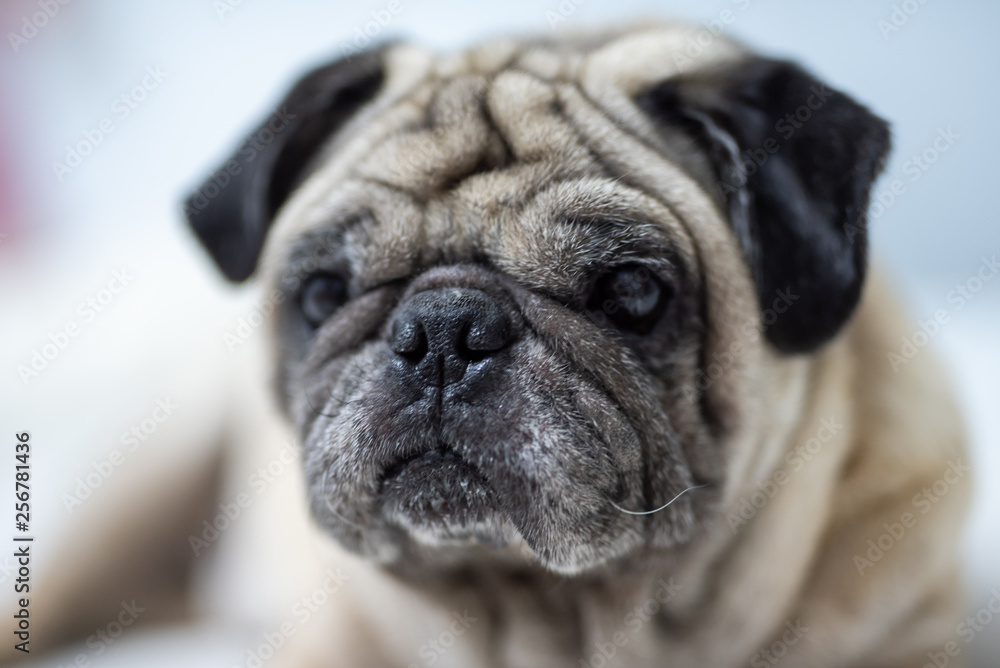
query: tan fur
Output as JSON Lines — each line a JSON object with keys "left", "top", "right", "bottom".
{"left": 8, "top": 25, "right": 968, "bottom": 668}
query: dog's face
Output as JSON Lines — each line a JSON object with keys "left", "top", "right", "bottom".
{"left": 186, "top": 26, "right": 889, "bottom": 574}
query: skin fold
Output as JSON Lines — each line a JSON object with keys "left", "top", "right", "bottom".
{"left": 8, "top": 24, "right": 969, "bottom": 668}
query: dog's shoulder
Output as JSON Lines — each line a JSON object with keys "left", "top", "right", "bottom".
{"left": 843, "top": 271, "right": 967, "bottom": 488}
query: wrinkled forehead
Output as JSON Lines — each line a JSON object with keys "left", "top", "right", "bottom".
{"left": 260, "top": 26, "right": 743, "bottom": 282}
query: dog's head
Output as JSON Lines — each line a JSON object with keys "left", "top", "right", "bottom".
{"left": 185, "top": 26, "right": 888, "bottom": 574}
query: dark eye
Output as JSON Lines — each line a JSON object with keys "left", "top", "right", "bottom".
{"left": 299, "top": 274, "right": 348, "bottom": 327}
{"left": 586, "top": 264, "right": 671, "bottom": 335}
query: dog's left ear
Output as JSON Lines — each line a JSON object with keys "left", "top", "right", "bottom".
{"left": 184, "top": 47, "right": 387, "bottom": 282}
{"left": 638, "top": 58, "right": 891, "bottom": 353}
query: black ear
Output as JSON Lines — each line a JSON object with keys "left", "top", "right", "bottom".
{"left": 638, "top": 58, "right": 891, "bottom": 353}
{"left": 184, "top": 48, "right": 386, "bottom": 282}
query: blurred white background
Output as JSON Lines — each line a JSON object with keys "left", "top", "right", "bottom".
{"left": 1, "top": 0, "right": 997, "bottom": 666}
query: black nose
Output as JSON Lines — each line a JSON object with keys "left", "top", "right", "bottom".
{"left": 390, "top": 288, "right": 514, "bottom": 386}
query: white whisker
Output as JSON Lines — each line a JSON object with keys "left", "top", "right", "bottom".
{"left": 610, "top": 484, "right": 706, "bottom": 515}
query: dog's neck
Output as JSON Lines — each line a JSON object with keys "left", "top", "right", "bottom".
{"left": 334, "top": 550, "right": 694, "bottom": 668}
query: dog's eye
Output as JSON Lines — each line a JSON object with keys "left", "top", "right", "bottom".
{"left": 300, "top": 274, "right": 348, "bottom": 327}
{"left": 586, "top": 264, "right": 671, "bottom": 335}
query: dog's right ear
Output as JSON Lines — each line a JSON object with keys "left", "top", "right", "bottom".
{"left": 184, "top": 47, "right": 387, "bottom": 282}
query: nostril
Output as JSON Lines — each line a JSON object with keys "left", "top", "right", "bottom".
{"left": 391, "top": 319, "right": 427, "bottom": 363}
{"left": 462, "top": 311, "right": 512, "bottom": 360}
{"left": 457, "top": 326, "right": 490, "bottom": 363}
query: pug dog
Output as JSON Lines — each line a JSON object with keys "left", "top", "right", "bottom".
{"left": 14, "top": 23, "right": 969, "bottom": 668}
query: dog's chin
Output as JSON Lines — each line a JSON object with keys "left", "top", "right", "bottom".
{"left": 378, "top": 447, "right": 517, "bottom": 549}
